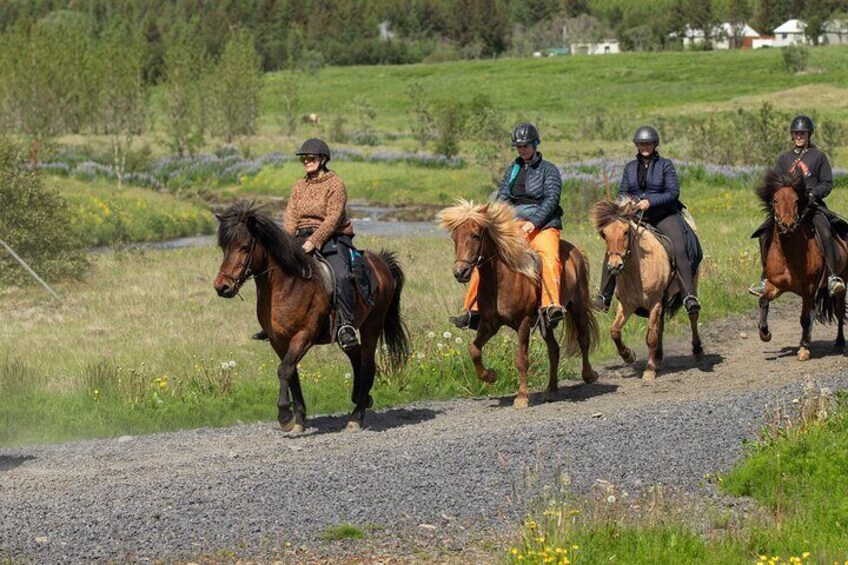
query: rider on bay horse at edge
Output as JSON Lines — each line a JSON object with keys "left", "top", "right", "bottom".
{"left": 748, "top": 115, "right": 848, "bottom": 299}
{"left": 449, "top": 122, "right": 567, "bottom": 331}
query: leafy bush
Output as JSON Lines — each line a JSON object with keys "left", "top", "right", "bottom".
{"left": 782, "top": 45, "right": 810, "bottom": 74}
{"left": 0, "top": 138, "right": 88, "bottom": 285}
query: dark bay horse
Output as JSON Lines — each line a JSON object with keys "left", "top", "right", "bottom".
{"left": 592, "top": 199, "right": 703, "bottom": 380}
{"left": 755, "top": 170, "right": 847, "bottom": 359}
{"left": 213, "top": 202, "right": 409, "bottom": 431}
{"left": 438, "top": 200, "right": 598, "bottom": 408}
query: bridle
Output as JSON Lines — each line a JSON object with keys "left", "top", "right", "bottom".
{"left": 454, "top": 230, "right": 495, "bottom": 270}
{"left": 606, "top": 213, "right": 642, "bottom": 271}
{"left": 217, "top": 236, "right": 260, "bottom": 297}
{"left": 773, "top": 191, "right": 812, "bottom": 235}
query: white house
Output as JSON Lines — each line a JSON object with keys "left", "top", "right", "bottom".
{"left": 569, "top": 39, "right": 620, "bottom": 55}
{"left": 772, "top": 19, "right": 809, "bottom": 47}
{"left": 679, "top": 22, "right": 760, "bottom": 49}
{"left": 822, "top": 19, "right": 848, "bottom": 45}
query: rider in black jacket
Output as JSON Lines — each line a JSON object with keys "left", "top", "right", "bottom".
{"left": 748, "top": 115, "right": 845, "bottom": 298}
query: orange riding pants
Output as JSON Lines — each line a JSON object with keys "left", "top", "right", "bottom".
{"left": 462, "top": 225, "right": 562, "bottom": 311}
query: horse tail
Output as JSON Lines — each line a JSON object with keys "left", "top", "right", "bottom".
{"left": 378, "top": 249, "right": 410, "bottom": 371}
{"left": 563, "top": 247, "right": 599, "bottom": 357}
{"left": 815, "top": 286, "right": 835, "bottom": 324}
{"left": 664, "top": 293, "right": 684, "bottom": 320}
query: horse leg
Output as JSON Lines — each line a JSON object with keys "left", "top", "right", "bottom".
{"left": 542, "top": 328, "right": 561, "bottom": 402}
{"left": 610, "top": 304, "right": 635, "bottom": 364}
{"left": 688, "top": 305, "right": 703, "bottom": 358}
{"left": 758, "top": 283, "right": 782, "bottom": 342}
{"left": 513, "top": 317, "right": 532, "bottom": 409}
{"left": 277, "top": 353, "right": 306, "bottom": 433}
{"left": 574, "top": 308, "right": 599, "bottom": 384}
{"left": 798, "top": 298, "right": 814, "bottom": 361}
{"left": 643, "top": 304, "right": 663, "bottom": 381}
{"left": 835, "top": 292, "right": 846, "bottom": 354}
{"left": 346, "top": 333, "right": 377, "bottom": 432}
{"left": 469, "top": 321, "right": 499, "bottom": 384}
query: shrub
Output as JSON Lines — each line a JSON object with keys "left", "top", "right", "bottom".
{"left": 0, "top": 138, "right": 88, "bottom": 285}
{"left": 781, "top": 44, "right": 810, "bottom": 74}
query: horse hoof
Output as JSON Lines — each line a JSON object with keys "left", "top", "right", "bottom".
{"left": 513, "top": 396, "right": 529, "bottom": 409}
{"left": 583, "top": 370, "right": 599, "bottom": 384}
{"left": 759, "top": 329, "right": 772, "bottom": 342}
{"left": 480, "top": 369, "right": 497, "bottom": 384}
{"left": 291, "top": 424, "right": 305, "bottom": 434}
{"left": 642, "top": 369, "right": 657, "bottom": 381}
{"left": 621, "top": 350, "right": 636, "bottom": 364}
{"left": 279, "top": 417, "right": 301, "bottom": 433}
{"left": 543, "top": 389, "right": 558, "bottom": 402}
{"left": 797, "top": 348, "right": 810, "bottom": 361}
{"left": 345, "top": 421, "right": 361, "bottom": 432}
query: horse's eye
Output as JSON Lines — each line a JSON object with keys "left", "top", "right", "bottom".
{"left": 471, "top": 233, "right": 481, "bottom": 241}
{"left": 240, "top": 245, "right": 250, "bottom": 252}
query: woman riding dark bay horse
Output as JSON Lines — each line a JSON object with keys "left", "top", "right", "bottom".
{"left": 214, "top": 202, "right": 409, "bottom": 432}
{"left": 754, "top": 170, "right": 847, "bottom": 360}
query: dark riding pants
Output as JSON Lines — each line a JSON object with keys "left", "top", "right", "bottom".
{"left": 322, "top": 235, "right": 356, "bottom": 326}
{"left": 599, "top": 213, "right": 696, "bottom": 299}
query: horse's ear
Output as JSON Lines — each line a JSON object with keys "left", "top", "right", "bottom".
{"left": 246, "top": 214, "right": 259, "bottom": 234}
{"left": 479, "top": 203, "right": 490, "bottom": 214}
{"left": 214, "top": 213, "right": 224, "bottom": 222}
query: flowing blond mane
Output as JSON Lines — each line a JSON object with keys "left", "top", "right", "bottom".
{"left": 438, "top": 199, "right": 539, "bottom": 281}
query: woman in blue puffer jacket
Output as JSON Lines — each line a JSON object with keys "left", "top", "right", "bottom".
{"left": 594, "top": 126, "right": 700, "bottom": 315}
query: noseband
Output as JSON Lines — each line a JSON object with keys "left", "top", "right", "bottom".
{"left": 774, "top": 196, "right": 811, "bottom": 235}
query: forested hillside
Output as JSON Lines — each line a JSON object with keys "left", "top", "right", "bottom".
{"left": 0, "top": 0, "right": 844, "bottom": 73}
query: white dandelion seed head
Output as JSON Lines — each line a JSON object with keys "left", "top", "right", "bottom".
{"left": 455, "top": 337, "right": 463, "bottom": 344}
{"left": 437, "top": 343, "right": 444, "bottom": 350}
{"left": 607, "top": 495, "right": 616, "bottom": 504}
{"left": 416, "top": 352, "right": 425, "bottom": 360}
{"left": 427, "top": 331, "right": 436, "bottom": 339}
{"left": 443, "top": 331, "right": 452, "bottom": 339}
{"left": 220, "top": 362, "right": 229, "bottom": 370}
{"left": 228, "top": 360, "right": 236, "bottom": 369}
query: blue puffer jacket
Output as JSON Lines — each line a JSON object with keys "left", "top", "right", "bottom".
{"left": 618, "top": 153, "right": 682, "bottom": 222}
{"left": 495, "top": 153, "right": 563, "bottom": 230}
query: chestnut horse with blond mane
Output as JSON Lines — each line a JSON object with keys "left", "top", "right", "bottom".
{"left": 755, "top": 170, "right": 847, "bottom": 359}
{"left": 213, "top": 202, "right": 409, "bottom": 432}
{"left": 438, "top": 200, "right": 598, "bottom": 408}
{"left": 592, "top": 198, "right": 703, "bottom": 380}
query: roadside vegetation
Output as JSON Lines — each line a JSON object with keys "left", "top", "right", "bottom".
{"left": 509, "top": 390, "right": 848, "bottom": 564}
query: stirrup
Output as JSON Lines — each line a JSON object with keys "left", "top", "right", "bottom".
{"left": 828, "top": 276, "right": 846, "bottom": 297}
{"left": 545, "top": 304, "right": 566, "bottom": 327}
{"left": 592, "top": 293, "right": 611, "bottom": 313}
{"left": 449, "top": 310, "right": 479, "bottom": 330}
{"left": 337, "top": 325, "right": 360, "bottom": 350}
{"left": 748, "top": 279, "right": 766, "bottom": 297}
{"left": 683, "top": 294, "right": 701, "bottom": 314}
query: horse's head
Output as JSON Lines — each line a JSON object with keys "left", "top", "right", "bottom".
{"left": 593, "top": 199, "right": 640, "bottom": 275}
{"left": 214, "top": 203, "right": 266, "bottom": 298}
{"left": 438, "top": 200, "right": 491, "bottom": 283}
{"left": 757, "top": 170, "right": 808, "bottom": 235}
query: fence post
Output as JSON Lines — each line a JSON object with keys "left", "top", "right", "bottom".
{"left": 0, "top": 238, "right": 61, "bottom": 301}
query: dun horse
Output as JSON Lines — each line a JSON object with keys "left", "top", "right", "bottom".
{"left": 754, "top": 170, "right": 847, "bottom": 359}
{"left": 592, "top": 198, "right": 703, "bottom": 380}
{"left": 213, "top": 202, "right": 409, "bottom": 432}
{"left": 438, "top": 200, "right": 598, "bottom": 408}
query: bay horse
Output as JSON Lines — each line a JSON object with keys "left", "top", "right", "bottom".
{"left": 754, "top": 170, "right": 847, "bottom": 359}
{"left": 592, "top": 198, "right": 703, "bottom": 380}
{"left": 438, "top": 200, "right": 598, "bottom": 408}
{"left": 213, "top": 202, "right": 409, "bottom": 432}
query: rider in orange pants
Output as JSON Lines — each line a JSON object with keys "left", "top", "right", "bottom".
{"left": 450, "top": 122, "right": 565, "bottom": 330}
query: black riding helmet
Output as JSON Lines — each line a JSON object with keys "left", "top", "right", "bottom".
{"left": 296, "top": 138, "right": 331, "bottom": 162}
{"left": 790, "top": 115, "right": 815, "bottom": 135}
{"left": 511, "top": 123, "right": 540, "bottom": 147}
{"left": 633, "top": 126, "right": 660, "bottom": 144}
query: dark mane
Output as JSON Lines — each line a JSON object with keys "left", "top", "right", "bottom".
{"left": 756, "top": 169, "right": 806, "bottom": 214}
{"left": 592, "top": 197, "right": 641, "bottom": 231}
{"left": 216, "top": 201, "right": 313, "bottom": 277}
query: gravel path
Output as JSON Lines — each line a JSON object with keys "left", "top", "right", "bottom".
{"left": 2, "top": 302, "right": 847, "bottom": 563}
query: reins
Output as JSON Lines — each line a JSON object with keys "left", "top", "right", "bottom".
{"left": 218, "top": 235, "right": 314, "bottom": 299}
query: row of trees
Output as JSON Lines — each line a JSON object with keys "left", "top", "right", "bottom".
{"left": 0, "top": 0, "right": 844, "bottom": 73}
{"left": 0, "top": 16, "right": 262, "bottom": 175}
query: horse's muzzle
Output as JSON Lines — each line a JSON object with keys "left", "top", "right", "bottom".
{"left": 454, "top": 265, "right": 473, "bottom": 283}
{"left": 607, "top": 262, "right": 624, "bottom": 276}
{"left": 214, "top": 273, "right": 240, "bottom": 298}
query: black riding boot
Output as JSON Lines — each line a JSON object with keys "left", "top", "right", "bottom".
{"left": 593, "top": 255, "right": 616, "bottom": 312}
{"left": 655, "top": 214, "right": 700, "bottom": 314}
{"left": 326, "top": 237, "right": 361, "bottom": 350}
